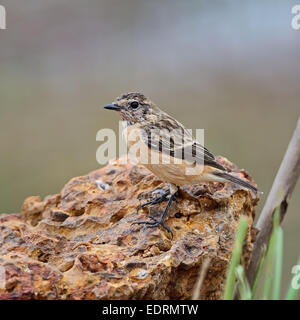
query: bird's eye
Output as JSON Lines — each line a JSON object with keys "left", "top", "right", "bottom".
{"left": 130, "top": 101, "right": 139, "bottom": 109}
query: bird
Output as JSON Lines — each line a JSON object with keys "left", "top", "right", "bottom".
{"left": 104, "top": 92, "right": 258, "bottom": 238}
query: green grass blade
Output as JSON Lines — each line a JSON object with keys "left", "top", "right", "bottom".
{"left": 223, "top": 216, "right": 248, "bottom": 300}
{"left": 262, "top": 209, "right": 280, "bottom": 299}
{"left": 235, "top": 265, "right": 251, "bottom": 300}
{"left": 262, "top": 231, "right": 275, "bottom": 298}
{"left": 251, "top": 245, "right": 267, "bottom": 299}
{"left": 272, "top": 226, "right": 283, "bottom": 300}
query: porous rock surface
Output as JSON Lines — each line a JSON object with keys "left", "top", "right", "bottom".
{"left": 0, "top": 157, "right": 259, "bottom": 299}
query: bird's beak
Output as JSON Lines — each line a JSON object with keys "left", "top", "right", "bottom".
{"left": 103, "top": 104, "right": 121, "bottom": 111}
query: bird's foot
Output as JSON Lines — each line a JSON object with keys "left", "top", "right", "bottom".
{"left": 132, "top": 190, "right": 178, "bottom": 240}
{"left": 132, "top": 215, "right": 173, "bottom": 239}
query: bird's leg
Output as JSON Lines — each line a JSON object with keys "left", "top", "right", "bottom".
{"left": 133, "top": 184, "right": 178, "bottom": 239}
{"left": 136, "top": 188, "right": 170, "bottom": 214}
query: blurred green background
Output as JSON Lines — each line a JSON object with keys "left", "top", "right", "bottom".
{"left": 0, "top": 0, "right": 299, "bottom": 295}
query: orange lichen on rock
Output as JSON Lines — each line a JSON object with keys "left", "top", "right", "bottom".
{"left": 0, "top": 156, "right": 259, "bottom": 299}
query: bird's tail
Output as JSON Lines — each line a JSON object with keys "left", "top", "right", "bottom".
{"left": 213, "top": 171, "right": 258, "bottom": 193}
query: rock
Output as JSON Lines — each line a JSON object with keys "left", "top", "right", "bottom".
{"left": 0, "top": 157, "right": 259, "bottom": 299}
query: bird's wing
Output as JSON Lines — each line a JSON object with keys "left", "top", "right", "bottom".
{"left": 181, "top": 141, "right": 226, "bottom": 171}
{"left": 140, "top": 118, "right": 226, "bottom": 171}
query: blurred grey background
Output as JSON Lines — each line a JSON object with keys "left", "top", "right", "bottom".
{"left": 0, "top": 0, "right": 299, "bottom": 295}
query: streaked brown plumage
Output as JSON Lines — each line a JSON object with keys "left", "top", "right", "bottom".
{"left": 104, "top": 92, "right": 258, "bottom": 238}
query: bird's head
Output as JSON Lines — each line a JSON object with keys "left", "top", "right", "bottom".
{"left": 103, "top": 92, "right": 161, "bottom": 125}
